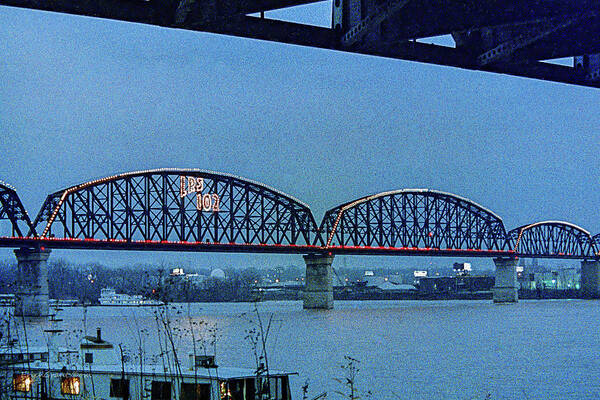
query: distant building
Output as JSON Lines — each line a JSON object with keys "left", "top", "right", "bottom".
{"left": 169, "top": 268, "right": 206, "bottom": 283}
{"left": 210, "top": 268, "right": 226, "bottom": 279}
{"left": 515, "top": 259, "right": 580, "bottom": 291}
{"left": 453, "top": 262, "right": 472, "bottom": 276}
{"left": 518, "top": 268, "right": 580, "bottom": 291}
{"left": 413, "top": 270, "right": 428, "bottom": 278}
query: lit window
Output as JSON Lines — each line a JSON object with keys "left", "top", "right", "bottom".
{"left": 61, "top": 377, "right": 80, "bottom": 395}
{"left": 13, "top": 374, "right": 32, "bottom": 392}
{"left": 220, "top": 381, "right": 231, "bottom": 400}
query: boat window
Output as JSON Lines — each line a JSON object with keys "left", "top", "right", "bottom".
{"left": 267, "top": 377, "right": 290, "bottom": 400}
{"left": 110, "top": 378, "right": 130, "bottom": 398}
{"left": 220, "top": 381, "right": 230, "bottom": 400}
{"left": 269, "top": 377, "right": 280, "bottom": 400}
{"left": 85, "top": 352, "right": 94, "bottom": 364}
{"left": 13, "top": 373, "right": 32, "bottom": 392}
{"left": 151, "top": 381, "right": 172, "bottom": 400}
{"left": 228, "top": 379, "right": 245, "bottom": 400}
{"left": 181, "top": 382, "right": 211, "bottom": 400}
{"left": 280, "top": 376, "right": 290, "bottom": 400}
{"left": 244, "top": 379, "right": 255, "bottom": 400}
{"left": 41, "top": 376, "right": 48, "bottom": 399}
{"left": 61, "top": 377, "right": 81, "bottom": 395}
{"left": 220, "top": 381, "right": 242, "bottom": 400}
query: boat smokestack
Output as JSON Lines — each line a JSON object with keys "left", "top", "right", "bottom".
{"left": 96, "top": 328, "right": 101, "bottom": 341}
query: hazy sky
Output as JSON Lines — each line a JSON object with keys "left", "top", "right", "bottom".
{"left": 1, "top": 2, "right": 598, "bottom": 269}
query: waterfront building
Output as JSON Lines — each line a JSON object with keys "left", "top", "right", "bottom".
{"left": 516, "top": 260, "right": 581, "bottom": 291}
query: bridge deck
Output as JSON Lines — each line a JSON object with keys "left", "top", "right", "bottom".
{"left": 2, "top": 236, "right": 584, "bottom": 259}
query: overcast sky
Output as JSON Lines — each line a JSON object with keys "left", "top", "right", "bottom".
{"left": 1, "top": 2, "right": 598, "bottom": 269}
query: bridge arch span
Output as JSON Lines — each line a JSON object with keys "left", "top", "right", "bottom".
{"left": 33, "top": 169, "right": 319, "bottom": 248}
{"left": 508, "top": 221, "right": 596, "bottom": 258}
{"left": 319, "top": 189, "right": 508, "bottom": 253}
{"left": 0, "top": 180, "right": 36, "bottom": 238}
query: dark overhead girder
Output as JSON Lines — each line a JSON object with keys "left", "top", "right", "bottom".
{"left": 198, "top": 17, "right": 600, "bottom": 88}
{"left": 375, "top": 0, "right": 600, "bottom": 41}
{"left": 1, "top": 0, "right": 600, "bottom": 88}
{"left": 475, "top": 16, "right": 586, "bottom": 66}
{"left": 0, "top": 0, "right": 323, "bottom": 24}
{"left": 494, "top": 18, "right": 600, "bottom": 64}
{"left": 219, "top": 0, "right": 323, "bottom": 15}
{"left": 202, "top": 15, "right": 336, "bottom": 48}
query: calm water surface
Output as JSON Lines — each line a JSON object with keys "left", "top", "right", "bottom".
{"left": 17, "top": 300, "right": 600, "bottom": 400}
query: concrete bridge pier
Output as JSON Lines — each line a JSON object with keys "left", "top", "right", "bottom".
{"left": 14, "top": 247, "right": 51, "bottom": 317}
{"left": 581, "top": 260, "right": 600, "bottom": 298}
{"left": 493, "top": 257, "right": 518, "bottom": 303}
{"left": 303, "top": 253, "right": 334, "bottom": 309}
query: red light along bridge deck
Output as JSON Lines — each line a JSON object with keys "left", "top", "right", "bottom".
{"left": 0, "top": 236, "right": 520, "bottom": 257}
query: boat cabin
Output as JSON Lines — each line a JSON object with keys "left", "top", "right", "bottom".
{"left": 1, "top": 329, "right": 293, "bottom": 400}
{"left": 0, "top": 344, "right": 49, "bottom": 365}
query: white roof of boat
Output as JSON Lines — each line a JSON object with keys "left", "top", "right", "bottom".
{"left": 0, "top": 345, "right": 51, "bottom": 354}
{"left": 5, "top": 361, "right": 294, "bottom": 380}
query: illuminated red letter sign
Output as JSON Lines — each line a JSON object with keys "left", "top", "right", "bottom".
{"left": 180, "top": 176, "right": 220, "bottom": 212}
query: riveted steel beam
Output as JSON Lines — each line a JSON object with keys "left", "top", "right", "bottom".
{"left": 341, "top": 0, "right": 410, "bottom": 47}
{"left": 477, "top": 15, "right": 586, "bottom": 66}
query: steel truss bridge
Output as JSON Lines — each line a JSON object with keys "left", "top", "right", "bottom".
{"left": 1, "top": 0, "right": 600, "bottom": 88}
{"left": 1, "top": 169, "right": 598, "bottom": 260}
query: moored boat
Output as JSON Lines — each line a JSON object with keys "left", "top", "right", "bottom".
{"left": 0, "top": 327, "right": 293, "bottom": 400}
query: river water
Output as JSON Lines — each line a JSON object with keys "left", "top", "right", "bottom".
{"left": 13, "top": 299, "right": 600, "bottom": 400}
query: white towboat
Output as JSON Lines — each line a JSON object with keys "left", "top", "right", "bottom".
{"left": 98, "top": 288, "right": 164, "bottom": 306}
{"left": 0, "top": 328, "right": 293, "bottom": 400}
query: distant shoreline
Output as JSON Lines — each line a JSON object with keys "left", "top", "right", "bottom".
{"left": 41, "top": 289, "right": 585, "bottom": 307}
